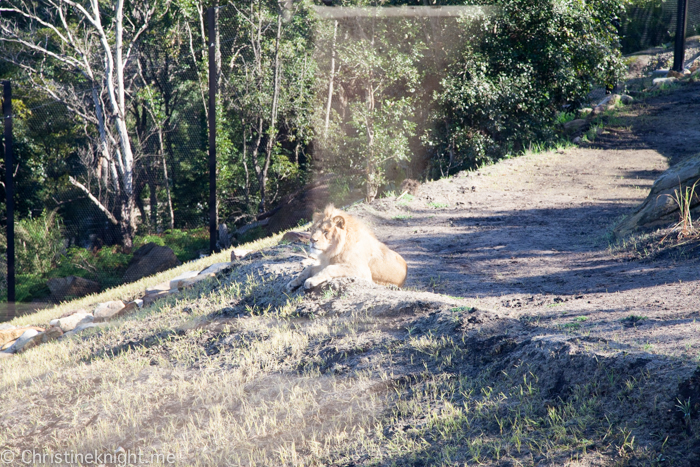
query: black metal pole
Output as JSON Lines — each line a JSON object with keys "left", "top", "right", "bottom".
{"left": 207, "top": 7, "right": 218, "bottom": 254}
{"left": 3, "top": 81, "right": 14, "bottom": 303}
{"left": 673, "top": 0, "right": 689, "bottom": 72}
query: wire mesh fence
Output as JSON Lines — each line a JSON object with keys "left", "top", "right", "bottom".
{"left": 620, "top": 0, "right": 700, "bottom": 54}
{"left": 0, "top": 36, "right": 216, "bottom": 307}
{"left": 1, "top": 0, "right": 698, "bottom": 312}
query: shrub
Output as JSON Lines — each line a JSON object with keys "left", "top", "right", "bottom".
{"left": 427, "top": 0, "right": 626, "bottom": 176}
{"left": 13, "top": 209, "right": 65, "bottom": 275}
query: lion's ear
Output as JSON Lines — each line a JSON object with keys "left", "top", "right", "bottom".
{"left": 333, "top": 215, "right": 346, "bottom": 230}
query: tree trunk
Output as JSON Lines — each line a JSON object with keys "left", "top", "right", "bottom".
{"left": 324, "top": 20, "right": 338, "bottom": 137}
{"left": 259, "top": 8, "right": 283, "bottom": 213}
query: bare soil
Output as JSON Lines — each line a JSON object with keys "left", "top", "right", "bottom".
{"left": 320, "top": 82, "right": 700, "bottom": 464}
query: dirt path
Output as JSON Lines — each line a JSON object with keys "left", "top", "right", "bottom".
{"left": 348, "top": 83, "right": 700, "bottom": 383}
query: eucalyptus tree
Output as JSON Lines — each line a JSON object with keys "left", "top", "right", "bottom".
{"left": 0, "top": 0, "right": 170, "bottom": 248}
{"left": 219, "top": 0, "right": 316, "bottom": 220}
{"left": 314, "top": 8, "right": 426, "bottom": 202}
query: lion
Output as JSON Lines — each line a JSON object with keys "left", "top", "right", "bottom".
{"left": 286, "top": 204, "right": 407, "bottom": 291}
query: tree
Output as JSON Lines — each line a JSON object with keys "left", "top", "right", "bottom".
{"left": 218, "top": 0, "right": 315, "bottom": 222}
{"left": 314, "top": 10, "right": 425, "bottom": 202}
{"left": 0, "top": 0, "right": 168, "bottom": 248}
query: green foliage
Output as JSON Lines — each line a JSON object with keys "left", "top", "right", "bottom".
{"left": 314, "top": 11, "right": 425, "bottom": 202}
{"left": 428, "top": 0, "right": 626, "bottom": 177}
{"left": 620, "top": 0, "right": 674, "bottom": 54}
{"left": 134, "top": 228, "right": 209, "bottom": 263}
{"left": 13, "top": 210, "right": 65, "bottom": 276}
{"left": 219, "top": 0, "right": 317, "bottom": 219}
{"left": 555, "top": 111, "right": 576, "bottom": 125}
{"left": 0, "top": 225, "right": 208, "bottom": 302}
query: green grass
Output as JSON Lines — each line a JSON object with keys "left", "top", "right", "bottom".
{"left": 428, "top": 201, "right": 449, "bottom": 209}
{"left": 392, "top": 214, "right": 413, "bottom": 220}
{"left": 397, "top": 194, "right": 415, "bottom": 207}
{"left": 1, "top": 228, "right": 210, "bottom": 303}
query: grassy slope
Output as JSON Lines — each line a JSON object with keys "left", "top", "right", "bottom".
{"left": 3, "top": 124, "right": 700, "bottom": 465}
{"left": 2, "top": 231, "right": 697, "bottom": 467}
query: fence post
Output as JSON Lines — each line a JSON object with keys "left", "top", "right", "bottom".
{"left": 673, "top": 0, "right": 689, "bottom": 72}
{"left": 207, "top": 6, "right": 219, "bottom": 255}
{"left": 2, "top": 81, "right": 14, "bottom": 303}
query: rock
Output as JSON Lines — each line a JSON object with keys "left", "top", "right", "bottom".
{"left": 57, "top": 312, "right": 93, "bottom": 332}
{"left": 6, "top": 329, "right": 40, "bottom": 353}
{"left": 59, "top": 308, "right": 88, "bottom": 319}
{"left": 0, "top": 326, "right": 44, "bottom": 347}
{"left": 572, "top": 136, "right": 582, "bottom": 145}
{"left": 74, "top": 322, "right": 99, "bottom": 333}
{"left": 563, "top": 119, "right": 589, "bottom": 135}
{"left": 47, "top": 276, "right": 100, "bottom": 302}
{"left": 41, "top": 326, "right": 63, "bottom": 343}
{"left": 63, "top": 322, "right": 104, "bottom": 339}
{"left": 282, "top": 231, "right": 311, "bottom": 244}
{"left": 590, "top": 105, "right": 606, "bottom": 117}
{"left": 1, "top": 340, "right": 16, "bottom": 351}
{"left": 615, "top": 155, "right": 700, "bottom": 237}
{"left": 620, "top": 94, "right": 634, "bottom": 105}
{"left": 109, "top": 301, "right": 141, "bottom": 320}
{"left": 652, "top": 77, "right": 677, "bottom": 86}
{"left": 0, "top": 323, "right": 15, "bottom": 331}
{"left": 16, "top": 332, "right": 44, "bottom": 353}
{"left": 49, "top": 319, "right": 59, "bottom": 327}
{"left": 650, "top": 69, "right": 669, "bottom": 77}
{"left": 177, "top": 273, "right": 216, "bottom": 290}
{"left": 168, "top": 271, "right": 199, "bottom": 289}
{"left": 145, "top": 281, "right": 173, "bottom": 295}
{"left": 93, "top": 300, "right": 126, "bottom": 322}
{"left": 122, "top": 243, "right": 181, "bottom": 283}
{"left": 231, "top": 248, "right": 251, "bottom": 261}
{"left": 142, "top": 290, "right": 178, "bottom": 307}
{"left": 596, "top": 94, "right": 621, "bottom": 110}
{"left": 198, "top": 262, "right": 233, "bottom": 276}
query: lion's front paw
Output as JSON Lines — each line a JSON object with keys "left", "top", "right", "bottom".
{"left": 303, "top": 276, "right": 325, "bottom": 290}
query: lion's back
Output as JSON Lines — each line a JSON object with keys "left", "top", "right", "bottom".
{"left": 337, "top": 211, "right": 407, "bottom": 287}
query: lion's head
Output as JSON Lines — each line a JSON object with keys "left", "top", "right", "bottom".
{"left": 308, "top": 205, "right": 348, "bottom": 260}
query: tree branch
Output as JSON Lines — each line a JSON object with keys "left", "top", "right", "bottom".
{"left": 68, "top": 176, "right": 119, "bottom": 225}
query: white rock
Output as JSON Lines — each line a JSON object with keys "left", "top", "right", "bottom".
{"left": 573, "top": 136, "right": 582, "bottom": 144}
{"left": 652, "top": 77, "right": 677, "bottom": 86}
{"left": 0, "top": 323, "right": 15, "bottom": 331}
{"left": 63, "top": 322, "right": 104, "bottom": 339}
{"left": 650, "top": 69, "right": 669, "bottom": 77}
{"left": 198, "top": 262, "right": 232, "bottom": 276}
{"left": 93, "top": 300, "right": 125, "bottom": 321}
{"left": 6, "top": 329, "right": 39, "bottom": 353}
{"left": 133, "top": 299, "right": 143, "bottom": 308}
{"left": 168, "top": 271, "right": 199, "bottom": 289}
{"left": 57, "top": 312, "right": 94, "bottom": 332}
{"left": 49, "top": 319, "right": 59, "bottom": 327}
{"left": 620, "top": 94, "right": 634, "bottom": 105}
{"left": 231, "top": 248, "right": 251, "bottom": 260}
{"left": 145, "top": 281, "right": 171, "bottom": 295}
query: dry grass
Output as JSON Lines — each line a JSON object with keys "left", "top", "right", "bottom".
{"left": 2, "top": 225, "right": 699, "bottom": 466}
{"left": 7, "top": 231, "right": 289, "bottom": 328}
